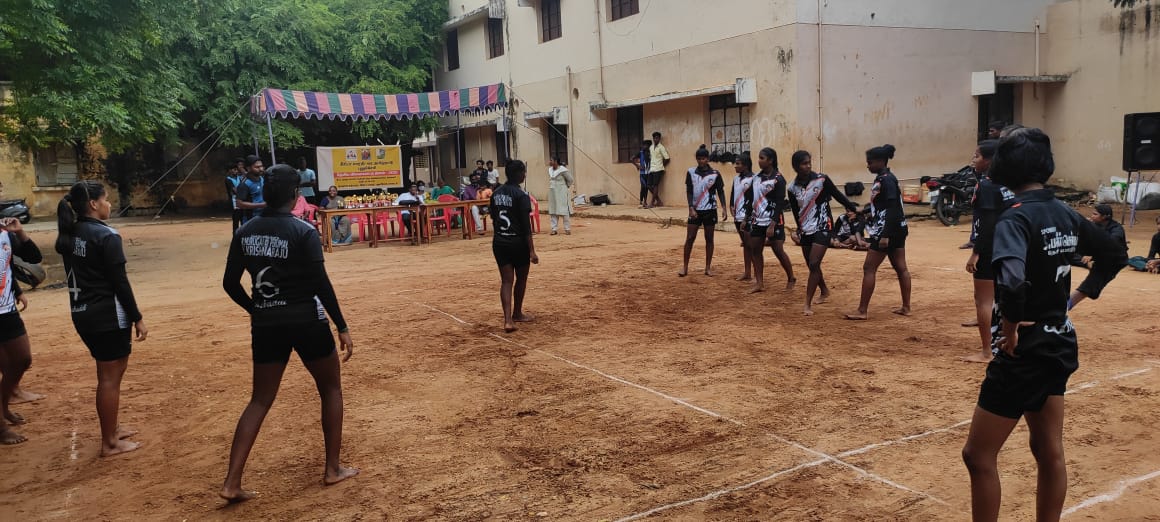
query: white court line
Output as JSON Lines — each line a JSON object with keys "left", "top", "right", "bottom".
{"left": 613, "top": 457, "right": 830, "bottom": 522}
{"left": 1062, "top": 469, "right": 1160, "bottom": 517}
{"left": 69, "top": 429, "right": 78, "bottom": 461}
{"left": 420, "top": 303, "right": 946, "bottom": 507}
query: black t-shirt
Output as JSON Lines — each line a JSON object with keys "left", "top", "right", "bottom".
{"left": 867, "top": 169, "right": 907, "bottom": 239}
{"left": 58, "top": 218, "right": 143, "bottom": 333}
{"left": 224, "top": 212, "right": 346, "bottom": 329}
{"left": 992, "top": 189, "right": 1126, "bottom": 324}
{"left": 490, "top": 183, "right": 533, "bottom": 249}
{"left": 972, "top": 175, "right": 1016, "bottom": 259}
{"left": 1150, "top": 231, "right": 1160, "bottom": 259}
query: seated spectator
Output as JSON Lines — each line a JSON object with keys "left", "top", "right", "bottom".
{"left": 831, "top": 210, "right": 869, "bottom": 250}
{"left": 486, "top": 160, "right": 500, "bottom": 188}
{"left": 1128, "top": 215, "right": 1160, "bottom": 273}
{"left": 433, "top": 179, "right": 455, "bottom": 199}
{"left": 1150, "top": 215, "right": 1160, "bottom": 260}
{"left": 291, "top": 194, "right": 313, "bottom": 221}
{"left": 416, "top": 180, "right": 428, "bottom": 200}
{"left": 320, "top": 186, "right": 353, "bottom": 245}
{"left": 395, "top": 183, "right": 423, "bottom": 236}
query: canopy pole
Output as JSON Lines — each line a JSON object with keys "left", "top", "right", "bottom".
{"left": 456, "top": 112, "right": 462, "bottom": 183}
{"left": 266, "top": 113, "right": 277, "bottom": 164}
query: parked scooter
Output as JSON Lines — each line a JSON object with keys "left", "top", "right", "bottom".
{"left": 0, "top": 198, "right": 31, "bottom": 224}
{"left": 921, "top": 166, "right": 977, "bottom": 226}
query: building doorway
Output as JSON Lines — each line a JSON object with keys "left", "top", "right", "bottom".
{"left": 977, "top": 84, "right": 1015, "bottom": 140}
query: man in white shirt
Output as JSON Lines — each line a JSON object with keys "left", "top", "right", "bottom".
{"left": 647, "top": 131, "right": 670, "bottom": 208}
{"left": 486, "top": 160, "right": 500, "bottom": 188}
{"left": 394, "top": 184, "right": 423, "bottom": 236}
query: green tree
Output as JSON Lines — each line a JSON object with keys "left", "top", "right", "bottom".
{"left": 0, "top": 0, "right": 191, "bottom": 151}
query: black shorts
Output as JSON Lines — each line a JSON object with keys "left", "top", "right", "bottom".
{"left": 493, "top": 243, "right": 531, "bottom": 268}
{"left": 688, "top": 209, "right": 718, "bottom": 227}
{"left": 1075, "top": 264, "right": 1125, "bottom": 300}
{"left": 647, "top": 171, "right": 664, "bottom": 187}
{"left": 974, "top": 253, "right": 995, "bottom": 280}
{"left": 800, "top": 230, "right": 830, "bottom": 248}
{"left": 869, "top": 235, "right": 907, "bottom": 252}
{"left": 0, "top": 312, "right": 26, "bottom": 343}
{"left": 79, "top": 328, "right": 132, "bottom": 362}
{"left": 978, "top": 320, "right": 1078, "bottom": 419}
{"left": 251, "top": 321, "right": 336, "bottom": 365}
{"left": 750, "top": 224, "right": 786, "bottom": 242}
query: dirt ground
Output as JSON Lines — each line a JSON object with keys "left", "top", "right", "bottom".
{"left": 2, "top": 208, "right": 1160, "bottom": 521}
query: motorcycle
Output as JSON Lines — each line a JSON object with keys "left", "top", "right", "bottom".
{"left": 921, "top": 166, "right": 977, "bottom": 226}
{"left": 0, "top": 198, "right": 31, "bottom": 224}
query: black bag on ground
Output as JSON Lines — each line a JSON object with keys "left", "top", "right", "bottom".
{"left": 845, "top": 182, "right": 864, "bottom": 196}
{"left": 590, "top": 194, "right": 611, "bottom": 205}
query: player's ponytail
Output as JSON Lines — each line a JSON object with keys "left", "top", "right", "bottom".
{"left": 55, "top": 181, "right": 105, "bottom": 255}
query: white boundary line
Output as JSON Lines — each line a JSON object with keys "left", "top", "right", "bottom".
{"left": 422, "top": 303, "right": 947, "bottom": 508}
{"left": 1062, "top": 469, "right": 1160, "bottom": 517}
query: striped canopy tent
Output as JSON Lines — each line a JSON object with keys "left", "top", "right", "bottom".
{"left": 254, "top": 83, "right": 508, "bottom": 121}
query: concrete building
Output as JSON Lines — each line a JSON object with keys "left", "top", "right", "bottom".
{"left": 435, "top": 0, "right": 1159, "bottom": 206}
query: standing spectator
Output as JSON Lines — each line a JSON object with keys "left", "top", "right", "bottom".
{"left": 297, "top": 157, "right": 317, "bottom": 205}
{"left": 547, "top": 157, "right": 574, "bottom": 236}
{"left": 635, "top": 140, "right": 651, "bottom": 208}
{"left": 486, "top": 160, "right": 500, "bottom": 188}
{"left": 235, "top": 156, "right": 267, "bottom": 225}
{"left": 648, "top": 132, "right": 670, "bottom": 207}
{"left": 225, "top": 158, "right": 245, "bottom": 233}
{"left": 986, "top": 121, "right": 1006, "bottom": 140}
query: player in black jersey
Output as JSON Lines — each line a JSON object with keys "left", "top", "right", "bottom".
{"left": 490, "top": 160, "right": 539, "bottom": 333}
{"left": 743, "top": 147, "right": 796, "bottom": 293}
{"left": 788, "top": 150, "right": 858, "bottom": 316}
{"left": 846, "top": 145, "right": 912, "bottom": 320}
{"left": 961, "top": 129, "right": 1127, "bottom": 522}
{"left": 221, "top": 165, "right": 357, "bottom": 502}
{"left": 55, "top": 181, "right": 148, "bottom": 457}
{"left": 1, "top": 216, "right": 42, "bottom": 445}
{"left": 963, "top": 140, "right": 1011, "bottom": 363}
{"left": 679, "top": 145, "right": 728, "bottom": 277}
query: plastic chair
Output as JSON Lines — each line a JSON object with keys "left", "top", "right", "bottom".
{"left": 430, "top": 195, "right": 463, "bottom": 237}
{"left": 305, "top": 204, "right": 322, "bottom": 234}
{"left": 528, "top": 195, "right": 542, "bottom": 234}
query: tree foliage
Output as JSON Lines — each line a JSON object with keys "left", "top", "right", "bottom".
{"left": 0, "top": 0, "right": 448, "bottom": 153}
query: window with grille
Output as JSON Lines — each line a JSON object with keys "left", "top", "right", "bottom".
{"left": 615, "top": 106, "right": 643, "bottom": 163}
{"left": 487, "top": 18, "right": 505, "bottom": 59}
{"left": 709, "top": 94, "right": 750, "bottom": 159}
{"left": 540, "top": 0, "right": 562, "bottom": 42}
{"left": 446, "top": 29, "right": 460, "bottom": 71}
{"left": 610, "top": 0, "right": 639, "bottom": 21}
{"left": 546, "top": 122, "right": 568, "bottom": 165}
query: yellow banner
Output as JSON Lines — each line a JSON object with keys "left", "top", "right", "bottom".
{"left": 330, "top": 146, "right": 403, "bottom": 189}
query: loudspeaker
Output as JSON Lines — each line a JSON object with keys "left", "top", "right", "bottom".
{"left": 1123, "top": 112, "right": 1160, "bottom": 171}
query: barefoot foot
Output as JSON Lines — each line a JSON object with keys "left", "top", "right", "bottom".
{"left": 10, "top": 389, "right": 45, "bottom": 404}
{"left": 704, "top": 269, "right": 714, "bottom": 277}
{"left": 220, "top": 488, "right": 258, "bottom": 503}
{"left": 892, "top": 307, "right": 911, "bottom": 317}
{"left": 844, "top": 312, "right": 868, "bottom": 321}
{"left": 748, "top": 285, "right": 764, "bottom": 294}
{"left": 785, "top": 279, "right": 797, "bottom": 291}
{"left": 5, "top": 411, "right": 25, "bottom": 425}
{"left": 324, "top": 466, "right": 359, "bottom": 486}
{"left": 0, "top": 428, "right": 27, "bottom": 445}
{"left": 961, "top": 320, "right": 978, "bottom": 327}
{"left": 961, "top": 353, "right": 993, "bottom": 364}
{"left": 116, "top": 426, "right": 139, "bottom": 440}
{"left": 803, "top": 309, "right": 815, "bottom": 317}
{"left": 814, "top": 293, "right": 830, "bottom": 305}
{"left": 736, "top": 274, "right": 752, "bottom": 282}
{"left": 677, "top": 269, "right": 688, "bottom": 277}
{"left": 100, "top": 439, "right": 141, "bottom": 457}
{"left": 513, "top": 313, "right": 535, "bottom": 323}
{"left": 503, "top": 323, "right": 518, "bottom": 333}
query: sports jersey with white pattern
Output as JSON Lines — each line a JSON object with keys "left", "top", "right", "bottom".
{"left": 731, "top": 171, "right": 754, "bottom": 221}
{"left": 686, "top": 167, "right": 724, "bottom": 211}
{"left": 224, "top": 212, "right": 347, "bottom": 330}
{"left": 58, "top": 217, "right": 142, "bottom": 333}
{"left": 1, "top": 231, "right": 42, "bottom": 315}
{"left": 787, "top": 172, "right": 855, "bottom": 236}
{"left": 866, "top": 169, "right": 908, "bottom": 239}
{"left": 747, "top": 171, "right": 787, "bottom": 228}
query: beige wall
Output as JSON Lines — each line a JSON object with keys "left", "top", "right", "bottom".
{"left": 1040, "top": 0, "right": 1160, "bottom": 190}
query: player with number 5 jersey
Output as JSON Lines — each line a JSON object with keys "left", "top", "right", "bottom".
{"left": 490, "top": 160, "right": 539, "bottom": 333}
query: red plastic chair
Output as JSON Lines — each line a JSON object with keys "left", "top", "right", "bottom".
{"left": 528, "top": 195, "right": 542, "bottom": 234}
{"left": 304, "top": 204, "right": 322, "bottom": 234}
{"left": 429, "top": 195, "right": 462, "bottom": 237}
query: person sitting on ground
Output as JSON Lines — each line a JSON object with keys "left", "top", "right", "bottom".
{"left": 1068, "top": 203, "right": 1128, "bottom": 309}
{"left": 1127, "top": 215, "right": 1160, "bottom": 272}
{"left": 394, "top": 184, "right": 423, "bottom": 237}
{"left": 831, "top": 210, "right": 869, "bottom": 250}
{"left": 320, "top": 186, "right": 353, "bottom": 245}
